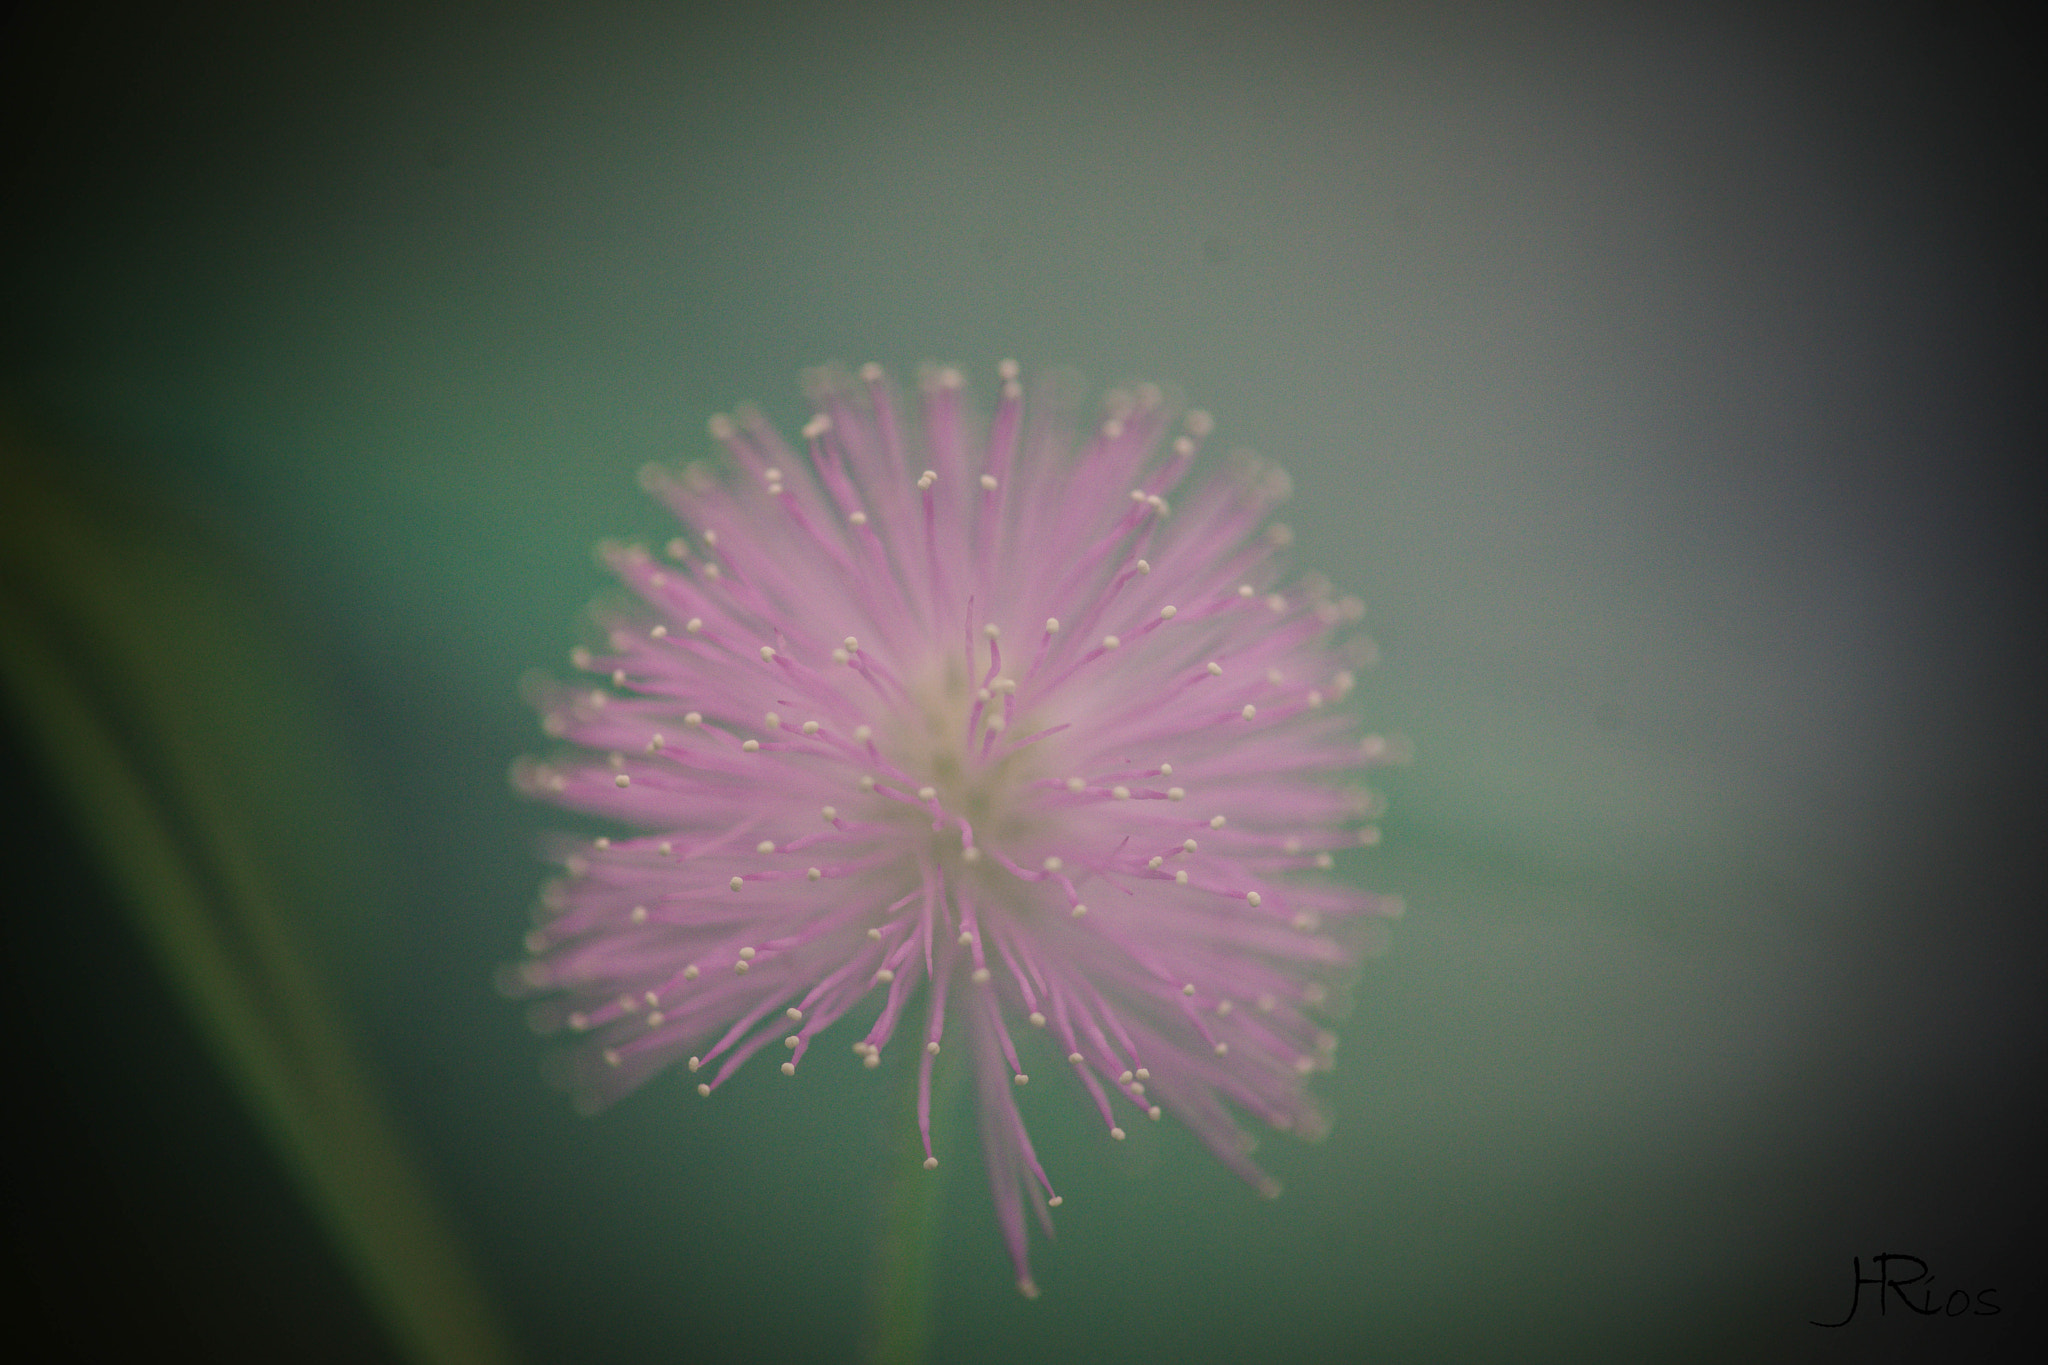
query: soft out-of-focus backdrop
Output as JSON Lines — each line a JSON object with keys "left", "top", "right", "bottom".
{"left": 2, "top": 2, "right": 2039, "bottom": 1362}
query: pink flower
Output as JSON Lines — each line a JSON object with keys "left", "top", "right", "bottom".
{"left": 509, "top": 361, "right": 1399, "bottom": 1296}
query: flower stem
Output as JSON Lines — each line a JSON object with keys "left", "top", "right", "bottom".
{"left": 864, "top": 1048, "right": 958, "bottom": 1365}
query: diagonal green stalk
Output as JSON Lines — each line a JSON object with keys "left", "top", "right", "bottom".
{"left": 0, "top": 436, "right": 516, "bottom": 1365}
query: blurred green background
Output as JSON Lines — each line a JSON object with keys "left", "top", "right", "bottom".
{"left": 3, "top": 2, "right": 2039, "bottom": 1362}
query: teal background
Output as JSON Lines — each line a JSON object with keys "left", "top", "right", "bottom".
{"left": 3, "top": 2, "right": 2039, "bottom": 1362}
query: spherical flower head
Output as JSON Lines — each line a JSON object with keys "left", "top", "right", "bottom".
{"left": 508, "top": 360, "right": 1401, "bottom": 1296}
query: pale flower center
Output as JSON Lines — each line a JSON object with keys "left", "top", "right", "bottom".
{"left": 883, "top": 656, "right": 1059, "bottom": 882}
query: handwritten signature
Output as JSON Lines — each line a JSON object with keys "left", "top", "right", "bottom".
{"left": 1811, "top": 1253, "right": 2000, "bottom": 1327}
